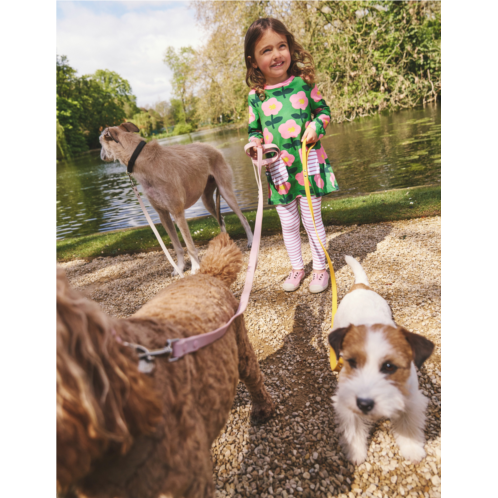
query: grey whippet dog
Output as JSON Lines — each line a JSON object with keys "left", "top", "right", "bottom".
{"left": 100, "top": 123, "right": 253, "bottom": 276}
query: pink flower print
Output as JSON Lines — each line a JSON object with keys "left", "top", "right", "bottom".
{"left": 290, "top": 91, "right": 308, "bottom": 110}
{"left": 280, "top": 150, "right": 295, "bottom": 167}
{"left": 316, "top": 146, "right": 327, "bottom": 164}
{"left": 308, "top": 121, "right": 317, "bottom": 131}
{"left": 295, "top": 172, "right": 311, "bottom": 187}
{"left": 304, "top": 121, "right": 311, "bottom": 129}
{"left": 330, "top": 172, "right": 336, "bottom": 186}
{"left": 311, "top": 85, "right": 323, "bottom": 103}
{"left": 263, "top": 128, "right": 273, "bottom": 144}
{"left": 249, "top": 106, "right": 256, "bottom": 124}
{"left": 314, "top": 174, "right": 324, "bottom": 189}
{"left": 278, "top": 119, "right": 301, "bottom": 139}
{"left": 318, "top": 114, "right": 330, "bottom": 129}
{"left": 277, "top": 182, "right": 291, "bottom": 195}
{"left": 261, "top": 98, "right": 282, "bottom": 116}
{"left": 249, "top": 89, "right": 256, "bottom": 95}
{"left": 318, "top": 134, "right": 324, "bottom": 140}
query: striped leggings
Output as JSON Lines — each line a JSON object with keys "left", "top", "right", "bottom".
{"left": 276, "top": 196, "right": 327, "bottom": 270}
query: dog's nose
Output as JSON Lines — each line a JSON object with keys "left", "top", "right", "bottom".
{"left": 356, "top": 398, "right": 374, "bottom": 414}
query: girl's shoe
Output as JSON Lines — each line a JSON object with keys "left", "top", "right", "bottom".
{"left": 282, "top": 269, "right": 305, "bottom": 292}
{"left": 309, "top": 270, "right": 329, "bottom": 293}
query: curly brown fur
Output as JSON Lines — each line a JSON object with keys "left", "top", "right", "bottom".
{"left": 57, "top": 270, "right": 163, "bottom": 493}
{"left": 57, "top": 234, "right": 274, "bottom": 498}
{"left": 198, "top": 232, "right": 242, "bottom": 285}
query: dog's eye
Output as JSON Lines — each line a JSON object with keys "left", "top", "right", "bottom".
{"left": 346, "top": 358, "right": 357, "bottom": 369}
{"left": 381, "top": 362, "right": 397, "bottom": 374}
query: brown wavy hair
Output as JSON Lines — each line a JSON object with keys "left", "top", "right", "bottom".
{"left": 244, "top": 18, "right": 316, "bottom": 100}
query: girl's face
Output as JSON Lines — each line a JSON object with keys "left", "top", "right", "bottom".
{"left": 251, "top": 29, "right": 291, "bottom": 86}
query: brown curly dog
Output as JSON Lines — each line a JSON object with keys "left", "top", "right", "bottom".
{"left": 57, "top": 234, "right": 274, "bottom": 498}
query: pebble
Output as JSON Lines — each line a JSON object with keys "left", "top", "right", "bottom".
{"left": 62, "top": 217, "right": 441, "bottom": 498}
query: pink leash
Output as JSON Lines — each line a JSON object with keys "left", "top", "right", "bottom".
{"left": 128, "top": 144, "right": 280, "bottom": 366}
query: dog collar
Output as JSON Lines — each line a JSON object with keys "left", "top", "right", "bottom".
{"left": 127, "top": 140, "right": 147, "bottom": 173}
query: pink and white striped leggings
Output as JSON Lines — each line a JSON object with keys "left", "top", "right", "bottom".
{"left": 275, "top": 196, "right": 327, "bottom": 270}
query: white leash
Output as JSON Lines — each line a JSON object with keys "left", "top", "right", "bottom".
{"left": 128, "top": 174, "right": 184, "bottom": 277}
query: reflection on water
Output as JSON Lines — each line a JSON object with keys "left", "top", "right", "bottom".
{"left": 57, "top": 104, "right": 440, "bottom": 239}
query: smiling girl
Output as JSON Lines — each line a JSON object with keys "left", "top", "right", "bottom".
{"left": 245, "top": 18, "right": 339, "bottom": 293}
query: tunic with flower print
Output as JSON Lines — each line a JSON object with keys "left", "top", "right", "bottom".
{"left": 248, "top": 75, "right": 339, "bottom": 206}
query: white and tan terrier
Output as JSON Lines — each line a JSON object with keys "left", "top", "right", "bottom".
{"left": 328, "top": 256, "right": 434, "bottom": 465}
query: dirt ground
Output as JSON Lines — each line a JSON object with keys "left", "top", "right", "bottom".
{"left": 61, "top": 216, "right": 441, "bottom": 498}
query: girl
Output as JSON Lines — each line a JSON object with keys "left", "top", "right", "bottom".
{"left": 245, "top": 18, "right": 339, "bottom": 293}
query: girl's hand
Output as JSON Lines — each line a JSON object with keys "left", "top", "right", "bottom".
{"left": 248, "top": 137, "right": 262, "bottom": 159}
{"left": 301, "top": 126, "right": 318, "bottom": 145}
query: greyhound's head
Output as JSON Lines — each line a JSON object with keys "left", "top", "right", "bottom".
{"left": 99, "top": 122, "right": 142, "bottom": 163}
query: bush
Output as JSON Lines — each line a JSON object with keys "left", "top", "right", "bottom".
{"left": 172, "top": 122, "right": 193, "bottom": 136}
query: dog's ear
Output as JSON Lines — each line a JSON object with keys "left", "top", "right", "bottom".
{"left": 106, "top": 127, "right": 120, "bottom": 144}
{"left": 400, "top": 327, "right": 434, "bottom": 369}
{"left": 328, "top": 325, "right": 352, "bottom": 360}
{"left": 119, "top": 122, "right": 139, "bottom": 133}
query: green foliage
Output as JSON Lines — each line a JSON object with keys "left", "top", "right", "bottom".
{"left": 56, "top": 56, "right": 137, "bottom": 157}
{"left": 173, "top": 122, "right": 193, "bottom": 135}
{"left": 164, "top": 46, "right": 198, "bottom": 126}
{"left": 56, "top": 54, "right": 202, "bottom": 158}
{"left": 131, "top": 108, "right": 165, "bottom": 138}
{"left": 190, "top": 1, "right": 441, "bottom": 124}
{"left": 312, "top": 1, "right": 441, "bottom": 120}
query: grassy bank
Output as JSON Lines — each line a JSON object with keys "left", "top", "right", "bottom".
{"left": 57, "top": 185, "right": 440, "bottom": 262}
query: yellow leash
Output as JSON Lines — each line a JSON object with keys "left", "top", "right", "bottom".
{"left": 301, "top": 141, "right": 343, "bottom": 372}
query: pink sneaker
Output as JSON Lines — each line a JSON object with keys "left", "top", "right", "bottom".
{"left": 309, "top": 270, "right": 329, "bottom": 293}
{"left": 282, "top": 269, "right": 305, "bottom": 292}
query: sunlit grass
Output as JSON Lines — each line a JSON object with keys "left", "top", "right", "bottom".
{"left": 57, "top": 185, "right": 441, "bottom": 262}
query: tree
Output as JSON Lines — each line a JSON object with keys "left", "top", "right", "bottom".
{"left": 56, "top": 55, "right": 139, "bottom": 156}
{"left": 189, "top": 0, "right": 441, "bottom": 124}
{"left": 56, "top": 118, "right": 70, "bottom": 160}
{"left": 164, "top": 46, "right": 197, "bottom": 125}
{"left": 152, "top": 100, "right": 175, "bottom": 128}
{"left": 57, "top": 55, "right": 80, "bottom": 99}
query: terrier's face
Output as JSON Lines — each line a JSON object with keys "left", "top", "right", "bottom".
{"left": 99, "top": 122, "right": 140, "bottom": 162}
{"left": 329, "top": 324, "right": 434, "bottom": 420}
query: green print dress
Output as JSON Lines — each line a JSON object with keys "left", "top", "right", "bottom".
{"left": 248, "top": 75, "right": 339, "bottom": 206}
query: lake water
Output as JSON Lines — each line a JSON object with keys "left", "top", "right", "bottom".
{"left": 57, "top": 104, "right": 440, "bottom": 239}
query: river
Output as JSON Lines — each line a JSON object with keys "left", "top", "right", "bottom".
{"left": 56, "top": 104, "right": 440, "bottom": 239}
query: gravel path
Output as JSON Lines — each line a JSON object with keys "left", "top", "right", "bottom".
{"left": 61, "top": 216, "right": 441, "bottom": 498}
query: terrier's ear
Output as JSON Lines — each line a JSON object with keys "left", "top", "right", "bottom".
{"left": 106, "top": 128, "right": 120, "bottom": 144}
{"left": 400, "top": 328, "right": 434, "bottom": 369}
{"left": 328, "top": 325, "right": 352, "bottom": 360}
{"left": 119, "top": 122, "right": 139, "bottom": 133}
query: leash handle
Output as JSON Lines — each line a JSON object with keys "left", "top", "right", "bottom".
{"left": 300, "top": 141, "right": 341, "bottom": 372}
{"left": 169, "top": 143, "right": 280, "bottom": 361}
{"left": 244, "top": 143, "right": 281, "bottom": 167}
{"left": 128, "top": 175, "right": 184, "bottom": 277}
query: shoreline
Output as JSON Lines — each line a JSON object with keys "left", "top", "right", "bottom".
{"left": 57, "top": 184, "right": 441, "bottom": 262}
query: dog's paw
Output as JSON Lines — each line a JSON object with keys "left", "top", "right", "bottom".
{"left": 340, "top": 437, "right": 368, "bottom": 465}
{"left": 171, "top": 268, "right": 184, "bottom": 277}
{"left": 250, "top": 401, "right": 275, "bottom": 425}
{"left": 398, "top": 439, "right": 426, "bottom": 463}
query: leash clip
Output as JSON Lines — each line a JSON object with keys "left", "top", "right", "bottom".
{"left": 124, "top": 339, "right": 180, "bottom": 372}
